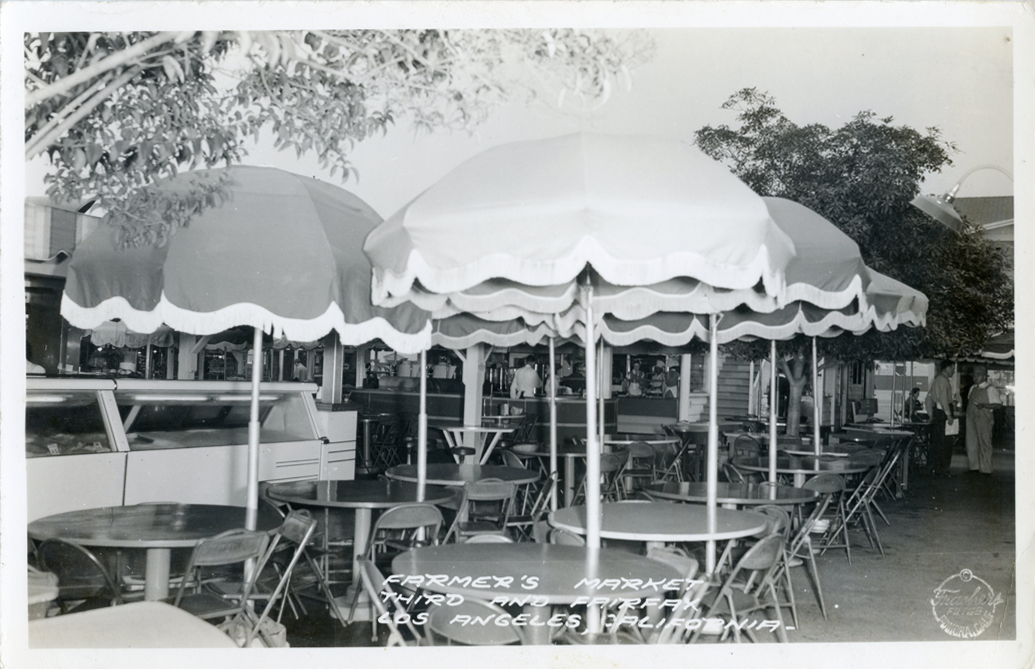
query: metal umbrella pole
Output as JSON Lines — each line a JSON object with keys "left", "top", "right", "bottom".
{"left": 813, "top": 337, "right": 822, "bottom": 455}
{"left": 705, "top": 314, "right": 720, "bottom": 574}
{"left": 769, "top": 340, "right": 778, "bottom": 483}
{"left": 548, "top": 337, "right": 559, "bottom": 512}
{"left": 417, "top": 349, "right": 428, "bottom": 502}
{"left": 245, "top": 326, "right": 263, "bottom": 531}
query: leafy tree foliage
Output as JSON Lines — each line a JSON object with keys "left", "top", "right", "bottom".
{"left": 696, "top": 89, "right": 1013, "bottom": 433}
{"left": 26, "top": 29, "right": 653, "bottom": 246}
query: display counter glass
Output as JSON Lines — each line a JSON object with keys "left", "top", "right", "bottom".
{"left": 26, "top": 386, "right": 114, "bottom": 458}
{"left": 115, "top": 387, "right": 317, "bottom": 450}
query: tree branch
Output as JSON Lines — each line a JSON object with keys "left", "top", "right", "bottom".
{"left": 26, "top": 31, "right": 181, "bottom": 108}
{"left": 26, "top": 72, "right": 114, "bottom": 155}
{"left": 26, "top": 65, "right": 143, "bottom": 159}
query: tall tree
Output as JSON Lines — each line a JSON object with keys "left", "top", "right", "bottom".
{"left": 696, "top": 89, "right": 1013, "bottom": 433}
{"left": 26, "top": 29, "right": 653, "bottom": 246}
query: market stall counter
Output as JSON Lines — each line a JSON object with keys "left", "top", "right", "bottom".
{"left": 26, "top": 377, "right": 350, "bottom": 521}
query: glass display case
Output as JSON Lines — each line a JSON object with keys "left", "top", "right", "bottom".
{"left": 26, "top": 378, "right": 356, "bottom": 521}
{"left": 26, "top": 385, "right": 115, "bottom": 458}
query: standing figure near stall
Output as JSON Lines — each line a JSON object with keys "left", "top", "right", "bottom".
{"left": 663, "top": 365, "right": 680, "bottom": 399}
{"left": 925, "top": 360, "right": 957, "bottom": 477}
{"left": 965, "top": 370, "right": 1001, "bottom": 475}
{"left": 510, "top": 356, "right": 542, "bottom": 399}
{"left": 625, "top": 361, "right": 645, "bottom": 397}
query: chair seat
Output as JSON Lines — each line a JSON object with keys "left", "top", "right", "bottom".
{"left": 169, "top": 591, "right": 244, "bottom": 620}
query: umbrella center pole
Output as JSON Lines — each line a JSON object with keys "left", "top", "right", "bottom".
{"left": 418, "top": 349, "right": 428, "bottom": 503}
{"left": 706, "top": 314, "right": 719, "bottom": 574}
{"left": 245, "top": 326, "right": 263, "bottom": 533}
{"left": 548, "top": 338, "right": 559, "bottom": 512}
{"left": 582, "top": 284, "right": 601, "bottom": 551}
{"left": 769, "top": 340, "right": 778, "bottom": 483}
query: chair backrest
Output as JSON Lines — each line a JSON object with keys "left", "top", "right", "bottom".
{"left": 549, "top": 528, "right": 586, "bottom": 546}
{"left": 501, "top": 450, "right": 527, "bottom": 469}
{"left": 464, "top": 478, "right": 516, "bottom": 503}
{"left": 512, "top": 413, "right": 539, "bottom": 444}
{"left": 36, "top": 539, "right": 124, "bottom": 608}
{"left": 174, "top": 529, "right": 271, "bottom": 608}
{"left": 369, "top": 503, "right": 444, "bottom": 554}
{"left": 600, "top": 452, "right": 626, "bottom": 474}
{"left": 803, "top": 473, "right": 846, "bottom": 495}
{"left": 532, "top": 519, "right": 553, "bottom": 544}
{"left": 646, "top": 546, "right": 699, "bottom": 581}
{"left": 732, "top": 532, "right": 783, "bottom": 573}
{"left": 753, "top": 504, "right": 791, "bottom": 539}
{"left": 733, "top": 434, "right": 763, "bottom": 457}
{"left": 463, "top": 533, "right": 514, "bottom": 544}
{"left": 626, "top": 442, "right": 656, "bottom": 461}
{"left": 184, "top": 528, "right": 270, "bottom": 568}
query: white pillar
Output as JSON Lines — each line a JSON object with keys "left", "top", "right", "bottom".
{"left": 462, "top": 344, "right": 487, "bottom": 448}
{"left": 319, "top": 333, "right": 346, "bottom": 405}
{"left": 678, "top": 353, "right": 693, "bottom": 421}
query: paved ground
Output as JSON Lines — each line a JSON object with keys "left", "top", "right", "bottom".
{"left": 282, "top": 447, "right": 1017, "bottom": 647}
{"left": 786, "top": 449, "right": 1015, "bottom": 643}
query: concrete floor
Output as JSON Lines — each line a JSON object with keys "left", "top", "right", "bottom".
{"left": 280, "top": 447, "right": 1016, "bottom": 647}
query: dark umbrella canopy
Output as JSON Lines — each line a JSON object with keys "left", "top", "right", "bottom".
{"left": 62, "top": 166, "right": 431, "bottom": 353}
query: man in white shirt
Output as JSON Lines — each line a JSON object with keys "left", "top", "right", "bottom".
{"left": 925, "top": 361, "right": 957, "bottom": 476}
{"left": 510, "top": 356, "right": 542, "bottom": 399}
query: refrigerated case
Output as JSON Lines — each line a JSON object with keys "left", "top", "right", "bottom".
{"left": 26, "top": 378, "right": 355, "bottom": 521}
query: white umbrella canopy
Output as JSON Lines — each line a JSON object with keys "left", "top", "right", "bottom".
{"left": 367, "top": 133, "right": 802, "bottom": 584}
{"left": 61, "top": 166, "right": 433, "bottom": 530}
{"left": 367, "top": 132, "right": 797, "bottom": 309}
{"left": 389, "top": 195, "right": 874, "bottom": 332}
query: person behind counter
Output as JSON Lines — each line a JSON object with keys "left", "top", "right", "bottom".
{"left": 510, "top": 356, "right": 542, "bottom": 399}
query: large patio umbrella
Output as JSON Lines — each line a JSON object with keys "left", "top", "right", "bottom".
{"left": 62, "top": 165, "right": 432, "bottom": 529}
{"left": 366, "top": 133, "right": 799, "bottom": 580}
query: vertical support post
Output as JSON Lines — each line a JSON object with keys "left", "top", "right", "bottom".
{"left": 705, "top": 315, "right": 719, "bottom": 575}
{"left": 679, "top": 354, "right": 692, "bottom": 421}
{"left": 319, "top": 332, "right": 345, "bottom": 405}
{"left": 548, "top": 337, "right": 559, "bottom": 512}
{"left": 245, "top": 326, "right": 263, "bottom": 531}
{"left": 583, "top": 284, "right": 600, "bottom": 550}
{"left": 748, "top": 360, "right": 756, "bottom": 416}
{"left": 813, "top": 337, "right": 821, "bottom": 455}
{"left": 462, "top": 344, "right": 486, "bottom": 430}
{"left": 418, "top": 349, "right": 428, "bottom": 503}
{"left": 769, "top": 340, "right": 778, "bottom": 484}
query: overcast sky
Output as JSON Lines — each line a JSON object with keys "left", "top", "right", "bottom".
{"left": 24, "top": 26, "right": 1014, "bottom": 220}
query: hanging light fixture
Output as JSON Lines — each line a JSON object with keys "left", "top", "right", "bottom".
{"left": 911, "top": 164, "right": 1013, "bottom": 232}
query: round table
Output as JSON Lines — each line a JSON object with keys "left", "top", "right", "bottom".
{"left": 385, "top": 463, "right": 540, "bottom": 487}
{"left": 266, "top": 479, "right": 456, "bottom": 587}
{"left": 643, "top": 481, "right": 820, "bottom": 509}
{"left": 27, "top": 503, "right": 281, "bottom": 601}
{"left": 549, "top": 501, "right": 767, "bottom": 547}
{"left": 433, "top": 424, "right": 515, "bottom": 464}
{"left": 29, "top": 601, "right": 240, "bottom": 648}
{"left": 523, "top": 447, "right": 595, "bottom": 507}
{"left": 391, "top": 543, "right": 683, "bottom": 644}
{"left": 732, "top": 454, "right": 876, "bottom": 487}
